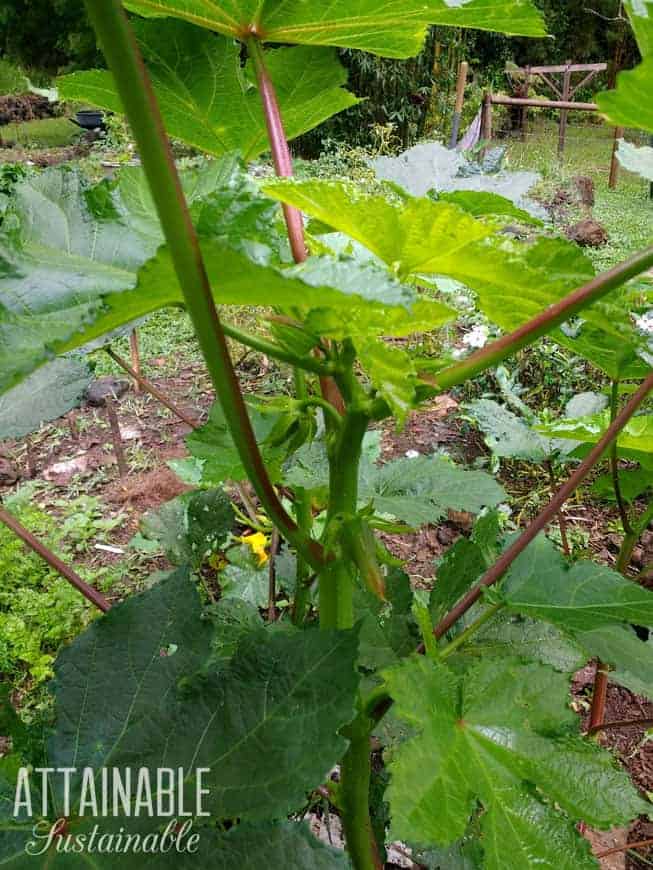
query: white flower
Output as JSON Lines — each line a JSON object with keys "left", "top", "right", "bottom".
{"left": 405, "top": 449, "right": 420, "bottom": 459}
{"left": 634, "top": 311, "right": 653, "bottom": 336}
{"left": 462, "top": 324, "right": 490, "bottom": 349}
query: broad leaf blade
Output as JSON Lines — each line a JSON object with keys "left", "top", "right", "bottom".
{"left": 124, "top": 0, "right": 545, "bottom": 58}
{"left": 384, "top": 656, "right": 647, "bottom": 865}
{"left": 59, "top": 20, "right": 359, "bottom": 161}
{"left": 503, "top": 534, "right": 653, "bottom": 630}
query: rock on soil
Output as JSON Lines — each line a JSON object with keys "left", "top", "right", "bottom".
{"left": 85, "top": 376, "right": 130, "bottom": 407}
{"left": 566, "top": 218, "right": 609, "bottom": 248}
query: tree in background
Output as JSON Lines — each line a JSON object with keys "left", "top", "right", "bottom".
{"left": 0, "top": 0, "right": 101, "bottom": 78}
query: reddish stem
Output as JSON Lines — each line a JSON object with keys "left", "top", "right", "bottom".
{"left": 248, "top": 39, "right": 307, "bottom": 264}
{"left": 589, "top": 716, "right": 653, "bottom": 735}
{"left": 433, "top": 371, "right": 653, "bottom": 640}
{"left": 0, "top": 505, "right": 111, "bottom": 613}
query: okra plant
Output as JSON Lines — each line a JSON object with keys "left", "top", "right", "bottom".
{"left": 2, "top": 1, "right": 653, "bottom": 868}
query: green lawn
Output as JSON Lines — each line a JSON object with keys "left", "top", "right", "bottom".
{"left": 0, "top": 116, "right": 80, "bottom": 148}
{"left": 503, "top": 119, "right": 653, "bottom": 271}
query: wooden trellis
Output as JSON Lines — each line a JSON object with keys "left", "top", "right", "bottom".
{"left": 500, "top": 60, "right": 608, "bottom": 155}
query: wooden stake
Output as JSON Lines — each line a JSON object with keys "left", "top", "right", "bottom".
{"left": 128, "top": 329, "right": 142, "bottom": 393}
{"left": 558, "top": 61, "right": 572, "bottom": 157}
{"left": 481, "top": 92, "right": 493, "bottom": 146}
{"left": 25, "top": 437, "right": 37, "bottom": 479}
{"left": 449, "top": 61, "right": 469, "bottom": 149}
{"left": 609, "top": 127, "right": 625, "bottom": 189}
{"left": 0, "top": 504, "right": 110, "bottom": 612}
{"left": 105, "top": 396, "right": 128, "bottom": 478}
{"left": 105, "top": 347, "right": 198, "bottom": 428}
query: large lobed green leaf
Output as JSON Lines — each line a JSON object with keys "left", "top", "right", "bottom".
{"left": 124, "top": 0, "right": 545, "bottom": 58}
{"left": 0, "top": 162, "right": 453, "bottom": 397}
{"left": 44, "top": 569, "right": 360, "bottom": 827}
{"left": 263, "top": 179, "right": 598, "bottom": 334}
{"left": 384, "top": 655, "right": 647, "bottom": 867}
{"left": 59, "top": 19, "right": 359, "bottom": 161}
{"left": 286, "top": 435, "right": 505, "bottom": 526}
{"left": 502, "top": 534, "right": 653, "bottom": 631}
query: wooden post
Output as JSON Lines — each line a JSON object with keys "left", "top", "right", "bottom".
{"left": 105, "top": 397, "right": 128, "bottom": 478}
{"left": 558, "top": 60, "right": 572, "bottom": 157}
{"left": 609, "top": 126, "right": 625, "bottom": 189}
{"left": 482, "top": 92, "right": 493, "bottom": 145}
{"left": 449, "top": 61, "right": 469, "bottom": 149}
{"left": 521, "top": 66, "right": 531, "bottom": 141}
{"left": 129, "top": 329, "right": 142, "bottom": 393}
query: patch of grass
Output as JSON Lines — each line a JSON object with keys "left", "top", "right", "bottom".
{"left": 504, "top": 119, "right": 653, "bottom": 270}
{"left": 1, "top": 116, "right": 79, "bottom": 148}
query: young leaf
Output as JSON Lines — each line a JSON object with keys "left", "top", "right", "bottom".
{"left": 263, "top": 180, "right": 595, "bottom": 331}
{"left": 123, "top": 0, "right": 545, "bottom": 58}
{"left": 503, "top": 534, "right": 653, "bottom": 631}
{"left": 186, "top": 398, "right": 287, "bottom": 485}
{"left": 59, "top": 19, "right": 359, "bottom": 161}
{"left": 355, "top": 569, "right": 419, "bottom": 671}
{"left": 384, "top": 656, "right": 647, "bottom": 864}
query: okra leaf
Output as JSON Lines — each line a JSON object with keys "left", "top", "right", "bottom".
{"left": 502, "top": 534, "right": 653, "bottom": 630}
{"left": 47, "top": 568, "right": 360, "bottom": 823}
{"left": 384, "top": 656, "right": 648, "bottom": 863}
{"left": 263, "top": 180, "right": 597, "bottom": 333}
{"left": 0, "top": 166, "right": 453, "bottom": 396}
{"left": 575, "top": 624, "right": 653, "bottom": 698}
{"left": 359, "top": 453, "right": 506, "bottom": 527}
{"left": 48, "top": 568, "right": 213, "bottom": 805}
{"left": 465, "top": 399, "right": 577, "bottom": 462}
{"left": 431, "top": 190, "right": 542, "bottom": 226}
{"left": 124, "top": 0, "right": 545, "bottom": 58}
{"left": 59, "top": 19, "right": 359, "bottom": 161}
{"left": 537, "top": 411, "right": 653, "bottom": 458}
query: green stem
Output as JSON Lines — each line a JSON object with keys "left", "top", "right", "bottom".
{"left": 439, "top": 602, "right": 505, "bottom": 659}
{"left": 610, "top": 380, "right": 634, "bottom": 536}
{"left": 222, "top": 322, "right": 336, "bottom": 376}
{"left": 431, "top": 246, "right": 653, "bottom": 392}
{"left": 319, "top": 411, "right": 369, "bottom": 630}
{"left": 83, "top": 0, "right": 324, "bottom": 573}
{"left": 617, "top": 501, "right": 653, "bottom": 574}
{"left": 292, "top": 488, "right": 313, "bottom": 626}
{"left": 340, "top": 710, "right": 384, "bottom": 870}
